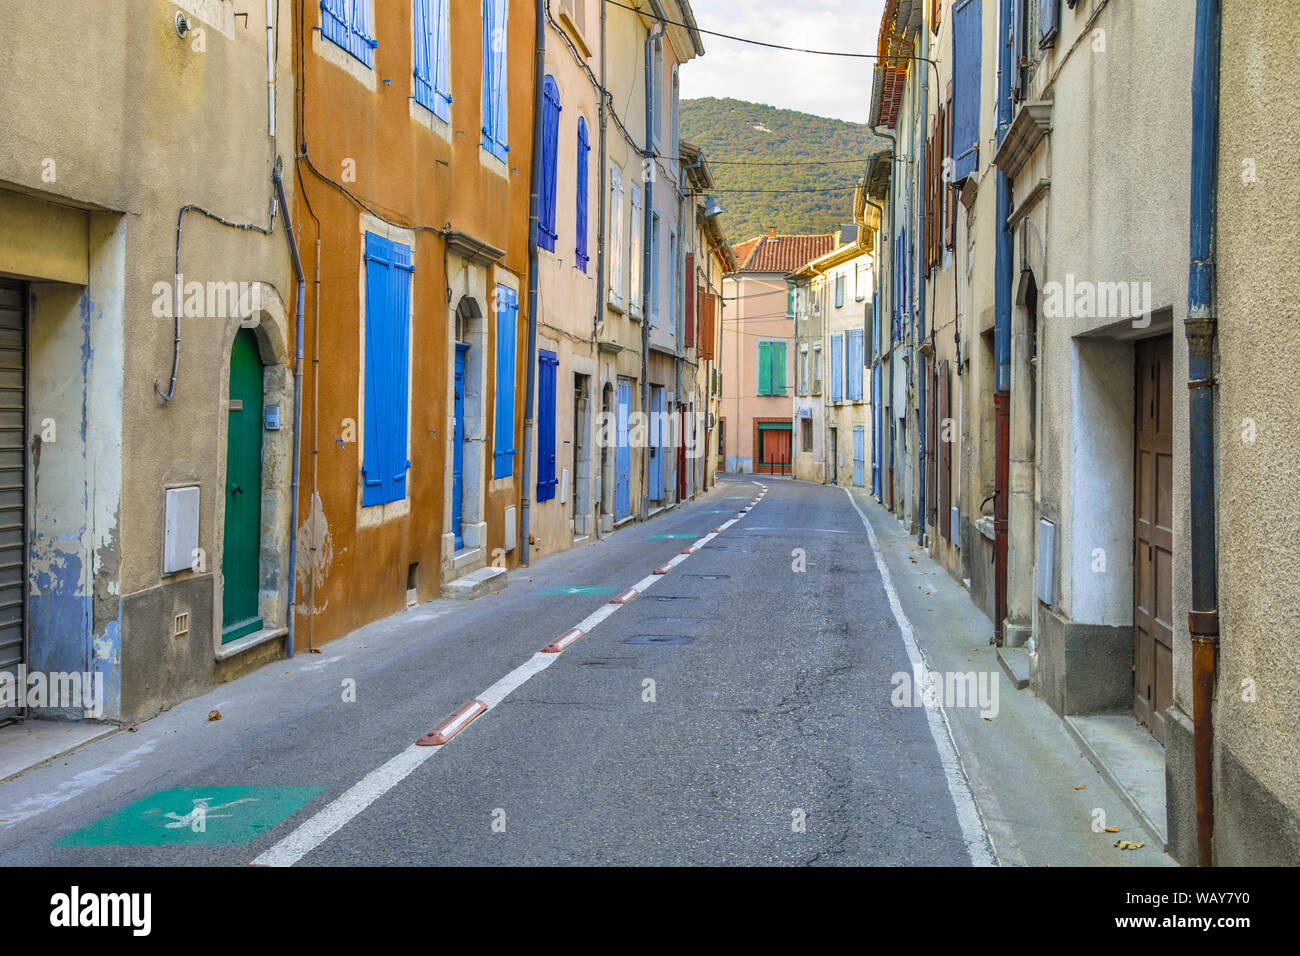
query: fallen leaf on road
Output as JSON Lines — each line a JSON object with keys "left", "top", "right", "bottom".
{"left": 983, "top": 716, "right": 992, "bottom": 721}
{"left": 1114, "top": 840, "right": 1144, "bottom": 850}
{"left": 1074, "top": 785, "right": 1086, "bottom": 790}
{"left": 208, "top": 710, "right": 222, "bottom": 721}
{"left": 309, "top": 647, "right": 322, "bottom": 654}
{"left": 1105, "top": 826, "right": 1120, "bottom": 833}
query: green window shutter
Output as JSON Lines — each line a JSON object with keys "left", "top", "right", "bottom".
{"left": 772, "top": 340, "right": 787, "bottom": 395}
{"left": 786, "top": 282, "right": 795, "bottom": 316}
{"left": 757, "top": 341, "right": 771, "bottom": 395}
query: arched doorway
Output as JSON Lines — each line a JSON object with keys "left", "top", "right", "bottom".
{"left": 222, "top": 328, "right": 264, "bottom": 643}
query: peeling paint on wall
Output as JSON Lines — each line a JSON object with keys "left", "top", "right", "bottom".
{"left": 295, "top": 491, "right": 332, "bottom": 616}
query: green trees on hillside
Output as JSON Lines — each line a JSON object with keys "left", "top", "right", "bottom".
{"left": 679, "top": 97, "right": 887, "bottom": 244}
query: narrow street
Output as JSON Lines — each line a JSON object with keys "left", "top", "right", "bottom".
{"left": 0, "top": 478, "right": 1170, "bottom": 867}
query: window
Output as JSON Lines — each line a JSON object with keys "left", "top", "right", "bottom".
{"left": 414, "top": 0, "right": 451, "bottom": 120}
{"left": 830, "top": 333, "right": 843, "bottom": 403}
{"left": 576, "top": 117, "right": 590, "bottom": 271}
{"left": 362, "top": 231, "right": 413, "bottom": 505}
{"left": 323, "top": 0, "right": 376, "bottom": 68}
{"left": 481, "top": 0, "right": 509, "bottom": 162}
{"left": 951, "top": 0, "right": 981, "bottom": 181}
{"left": 649, "top": 210, "right": 660, "bottom": 325}
{"left": 757, "top": 340, "right": 788, "bottom": 396}
{"left": 539, "top": 76, "right": 561, "bottom": 252}
{"left": 1039, "top": 0, "right": 1061, "bottom": 49}
{"left": 629, "top": 184, "right": 643, "bottom": 316}
{"left": 608, "top": 164, "right": 624, "bottom": 304}
{"left": 856, "top": 263, "right": 867, "bottom": 301}
{"left": 684, "top": 252, "right": 695, "bottom": 347}
{"left": 801, "top": 418, "right": 813, "bottom": 453}
{"left": 786, "top": 282, "right": 795, "bottom": 317}
{"left": 813, "top": 342, "right": 823, "bottom": 395}
{"left": 835, "top": 274, "right": 845, "bottom": 308}
{"left": 847, "top": 329, "right": 864, "bottom": 401}
{"left": 493, "top": 284, "right": 518, "bottom": 478}
{"left": 799, "top": 345, "right": 809, "bottom": 396}
{"left": 537, "top": 350, "right": 558, "bottom": 501}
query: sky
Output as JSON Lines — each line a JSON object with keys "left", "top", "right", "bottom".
{"left": 679, "top": 0, "right": 887, "bottom": 124}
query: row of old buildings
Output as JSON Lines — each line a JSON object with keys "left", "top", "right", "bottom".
{"left": 0, "top": 1, "right": 733, "bottom": 728}
{"left": 716, "top": 0, "right": 1298, "bottom": 866}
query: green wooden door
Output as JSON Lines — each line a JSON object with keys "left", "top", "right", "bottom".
{"left": 222, "top": 329, "right": 263, "bottom": 643}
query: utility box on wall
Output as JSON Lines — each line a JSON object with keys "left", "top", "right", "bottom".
{"left": 1037, "top": 518, "right": 1056, "bottom": 606}
{"left": 163, "top": 486, "right": 200, "bottom": 574}
{"left": 504, "top": 505, "right": 517, "bottom": 552}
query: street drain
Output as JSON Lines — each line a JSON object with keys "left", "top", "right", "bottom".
{"left": 624, "top": 635, "right": 696, "bottom": 645}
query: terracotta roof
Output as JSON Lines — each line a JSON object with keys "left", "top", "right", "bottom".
{"left": 731, "top": 233, "right": 835, "bottom": 274}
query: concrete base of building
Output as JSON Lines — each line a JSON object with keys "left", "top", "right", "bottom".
{"left": 1033, "top": 607, "right": 1133, "bottom": 718}
{"left": 1163, "top": 704, "right": 1199, "bottom": 866}
{"left": 120, "top": 572, "right": 218, "bottom": 727}
{"left": 1196, "top": 732, "right": 1300, "bottom": 866}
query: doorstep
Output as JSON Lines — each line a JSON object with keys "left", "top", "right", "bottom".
{"left": 1064, "top": 714, "right": 1169, "bottom": 850}
{"left": 440, "top": 565, "right": 508, "bottom": 601}
{"left": 215, "top": 625, "right": 288, "bottom": 662}
{"left": 997, "top": 645, "right": 1031, "bottom": 690}
{"left": 0, "top": 719, "right": 118, "bottom": 785}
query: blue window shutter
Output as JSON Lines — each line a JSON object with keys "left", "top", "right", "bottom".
{"left": 322, "top": 1, "right": 375, "bottom": 69}
{"left": 362, "top": 232, "right": 392, "bottom": 506}
{"left": 848, "top": 329, "right": 863, "bottom": 400}
{"left": 414, "top": 0, "right": 432, "bottom": 111}
{"left": 493, "top": 285, "right": 517, "bottom": 478}
{"left": 576, "top": 117, "right": 590, "bottom": 272}
{"left": 481, "top": 0, "right": 494, "bottom": 148}
{"left": 537, "top": 351, "right": 558, "bottom": 501}
{"left": 1038, "top": 0, "right": 1060, "bottom": 48}
{"left": 389, "top": 240, "right": 413, "bottom": 501}
{"left": 831, "top": 333, "right": 843, "bottom": 403}
{"left": 482, "top": 0, "right": 509, "bottom": 159}
{"left": 434, "top": 0, "right": 451, "bottom": 118}
{"left": 951, "top": 0, "right": 982, "bottom": 181}
{"left": 539, "top": 76, "right": 561, "bottom": 251}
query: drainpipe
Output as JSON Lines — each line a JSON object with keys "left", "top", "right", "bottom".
{"left": 592, "top": 0, "right": 609, "bottom": 539}
{"left": 992, "top": 0, "right": 1014, "bottom": 645}
{"left": 272, "top": 165, "right": 303, "bottom": 659}
{"left": 1186, "top": 0, "right": 1221, "bottom": 868}
{"left": 519, "top": 0, "right": 547, "bottom": 566}
{"left": 873, "top": 126, "right": 898, "bottom": 513}
{"left": 640, "top": 21, "right": 666, "bottom": 520}
{"left": 916, "top": 25, "right": 929, "bottom": 545}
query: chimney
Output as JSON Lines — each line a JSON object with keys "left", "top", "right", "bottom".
{"left": 767, "top": 226, "right": 777, "bottom": 238}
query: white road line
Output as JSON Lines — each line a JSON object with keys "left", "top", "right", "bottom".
{"left": 254, "top": 505, "right": 731, "bottom": 866}
{"left": 843, "top": 487, "right": 998, "bottom": 867}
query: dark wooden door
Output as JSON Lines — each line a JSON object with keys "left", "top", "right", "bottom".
{"left": 1134, "top": 337, "right": 1173, "bottom": 743}
{"left": 453, "top": 344, "right": 466, "bottom": 550}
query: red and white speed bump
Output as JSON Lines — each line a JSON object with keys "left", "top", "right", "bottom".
{"left": 542, "top": 627, "right": 585, "bottom": 653}
{"left": 652, "top": 564, "right": 672, "bottom": 575}
{"left": 609, "top": 587, "right": 638, "bottom": 604}
{"left": 417, "top": 699, "right": 487, "bottom": 746}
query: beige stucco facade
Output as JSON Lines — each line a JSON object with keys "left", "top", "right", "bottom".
{"left": 0, "top": 0, "right": 296, "bottom": 723}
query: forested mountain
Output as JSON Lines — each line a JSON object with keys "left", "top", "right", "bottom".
{"left": 679, "top": 97, "right": 887, "bottom": 245}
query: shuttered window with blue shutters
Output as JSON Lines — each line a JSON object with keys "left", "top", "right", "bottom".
{"left": 414, "top": 0, "right": 451, "bottom": 121}
{"left": 576, "top": 117, "right": 590, "bottom": 272}
{"left": 537, "top": 350, "right": 558, "bottom": 501}
{"left": 362, "top": 232, "right": 413, "bottom": 506}
{"left": 847, "top": 329, "right": 864, "bottom": 401}
{"left": 322, "top": 0, "right": 377, "bottom": 69}
{"left": 539, "top": 76, "right": 561, "bottom": 252}
{"left": 493, "top": 284, "right": 518, "bottom": 478}
{"left": 835, "top": 274, "right": 845, "bottom": 309}
{"left": 951, "top": 0, "right": 981, "bottom": 181}
{"left": 481, "top": 0, "right": 509, "bottom": 162}
{"left": 830, "top": 333, "right": 843, "bottom": 404}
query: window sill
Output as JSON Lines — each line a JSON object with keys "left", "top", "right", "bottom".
{"left": 313, "top": 30, "right": 377, "bottom": 91}
{"left": 410, "top": 98, "right": 452, "bottom": 143}
{"left": 480, "top": 146, "right": 509, "bottom": 177}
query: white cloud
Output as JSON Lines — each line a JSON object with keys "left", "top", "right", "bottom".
{"left": 679, "top": 0, "right": 887, "bottom": 123}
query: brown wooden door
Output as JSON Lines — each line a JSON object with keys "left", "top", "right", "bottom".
{"left": 1134, "top": 337, "right": 1174, "bottom": 744}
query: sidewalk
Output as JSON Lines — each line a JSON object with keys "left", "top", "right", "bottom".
{"left": 849, "top": 487, "right": 1176, "bottom": 867}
